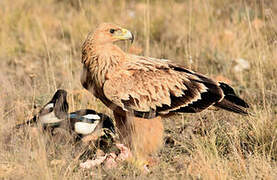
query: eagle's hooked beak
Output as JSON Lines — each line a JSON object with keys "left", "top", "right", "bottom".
{"left": 115, "top": 28, "right": 134, "bottom": 44}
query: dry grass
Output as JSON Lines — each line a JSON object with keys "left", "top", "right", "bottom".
{"left": 0, "top": 0, "right": 277, "bottom": 179}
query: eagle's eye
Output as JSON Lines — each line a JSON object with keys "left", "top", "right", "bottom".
{"left": 110, "top": 29, "right": 115, "bottom": 34}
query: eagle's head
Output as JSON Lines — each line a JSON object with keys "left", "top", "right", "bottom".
{"left": 90, "top": 23, "right": 134, "bottom": 45}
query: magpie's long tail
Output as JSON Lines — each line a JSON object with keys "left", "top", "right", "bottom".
{"left": 14, "top": 116, "right": 37, "bottom": 129}
{"left": 214, "top": 82, "right": 249, "bottom": 115}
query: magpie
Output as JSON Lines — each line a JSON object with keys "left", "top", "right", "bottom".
{"left": 15, "top": 89, "right": 69, "bottom": 130}
{"left": 69, "top": 109, "right": 117, "bottom": 160}
{"left": 69, "top": 109, "right": 115, "bottom": 139}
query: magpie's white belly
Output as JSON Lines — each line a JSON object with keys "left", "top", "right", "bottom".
{"left": 39, "top": 112, "right": 63, "bottom": 124}
{"left": 82, "top": 114, "right": 100, "bottom": 119}
{"left": 44, "top": 103, "right": 54, "bottom": 110}
{"left": 74, "top": 122, "right": 98, "bottom": 135}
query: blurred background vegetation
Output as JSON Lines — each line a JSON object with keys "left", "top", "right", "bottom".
{"left": 0, "top": 0, "right": 276, "bottom": 179}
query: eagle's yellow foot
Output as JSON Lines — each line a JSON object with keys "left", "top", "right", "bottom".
{"left": 127, "top": 156, "right": 159, "bottom": 174}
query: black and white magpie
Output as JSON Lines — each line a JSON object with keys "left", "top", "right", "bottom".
{"left": 15, "top": 89, "right": 69, "bottom": 129}
{"left": 69, "top": 109, "right": 115, "bottom": 139}
{"left": 69, "top": 109, "right": 117, "bottom": 160}
{"left": 14, "top": 90, "right": 116, "bottom": 147}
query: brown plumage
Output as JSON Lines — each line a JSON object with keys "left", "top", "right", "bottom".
{"left": 81, "top": 23, "right": 249, "bottom": 161}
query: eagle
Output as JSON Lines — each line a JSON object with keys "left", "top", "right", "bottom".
{"left": 80, "top": 23, "right": 249, "bottom": 162}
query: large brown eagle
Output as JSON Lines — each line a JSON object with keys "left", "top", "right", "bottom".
{"left": 80, "top": 23, "right": 249, "bottom": 161}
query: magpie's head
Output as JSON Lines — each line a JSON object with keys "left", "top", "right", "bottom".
{"left": 51, "top": 89, "right": 67, "bottom": 103}
{"left": 101, "top": 114, "right": 115, "bottom": 133}
{"left": 51, "top": 89, "right": 69, "bottom": 118}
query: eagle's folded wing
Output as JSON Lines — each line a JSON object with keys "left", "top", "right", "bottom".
{"left": 103, "top": 55, "right": 224, "bottom": 118}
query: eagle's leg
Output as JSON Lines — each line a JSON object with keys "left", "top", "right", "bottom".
{"left": 113, "top": 110, "right": 133, "bottom": 148}
{"left": 113, "top": 110, "right": 164, "bottom": 162}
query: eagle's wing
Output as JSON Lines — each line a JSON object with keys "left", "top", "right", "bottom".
{"left": 103, "top": 55, "right": 224, "bottom": 118}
